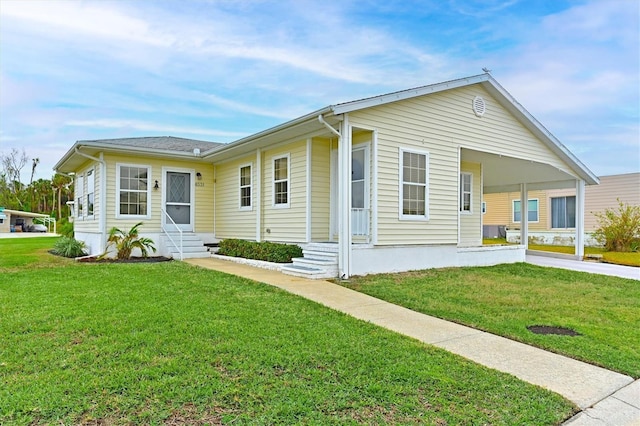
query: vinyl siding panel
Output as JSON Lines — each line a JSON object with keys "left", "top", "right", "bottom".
{"left": 311, "top": 138, "right": 331, "bottom": 241}
{"left": 214, "top": 155, "right": 257, "bottom": 240}
{"left": 459, "top": 161, "right": 482, "bottom": 246}
{"left": 262, "top": 140, "right": 307, "bottom": 242}
{"left": 483, "top": 190, "right": 548, "bottom": 230}
{"left": 348, "top": 84, "right": 571, "bottom": 245}
{"left": 102, "top": 153, "right": 214, "bottom": 234}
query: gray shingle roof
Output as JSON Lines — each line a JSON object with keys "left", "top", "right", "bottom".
{"left": 77, "top": 136, "right": 224, "bottom": 153}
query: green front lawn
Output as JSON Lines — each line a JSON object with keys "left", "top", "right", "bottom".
{"left": 0, "top": 238, "right": 575, "bottom": 425}
{"left": 342, "top": 263, "right": 640, "bottom": 378}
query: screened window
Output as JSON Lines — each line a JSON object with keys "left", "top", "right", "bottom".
{"left": 400, "top": 149, "right": 428, "bottom": 219}
{"left": 76, "top": 174, "right": 84, "bottom": 218}
{"left": 551, "top": 196, "right": 576, "bottom": 228}
{"left": 273, "top": 156, "right": 289, "bottom": 207}
{"left": 240, "top": 165, "right": 252, "bottom": 209}
{"left": 86, "top": 169, "right": 95, "bottom": 216}
{"left": 460, "top": 173, "right": 472, "bottom": 213}
{"left": 513, "top": 199, "right": 539, "bottom": 222}
{"left": 118, "top": 165, "right": 150, "bottom": 216}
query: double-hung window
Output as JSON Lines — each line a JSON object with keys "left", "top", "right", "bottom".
{"left": 551, "top": 196, "right": 576, "bottom": 228}
{"left": 76, "top": 174, "right": 84, "bottom": 218}
{"left": 400, "top": 149, "right": 428, "bottom": 219}
{"left": 460, "top": 173, "right": 472, "bottom": 213}
{"left": 513, "top": 199, "right": 539, "bottom": 222}
{"left": 273, "top": 155, "right": 289, "bottom": 207}
{"left": 86, "top": 169, "right": 95, "bottom": 216}
{"left": 239, "top": 164, "right": 252, "bottom": 210}
{"left": 117, "top": 164, "right": 150, "bottom": 217}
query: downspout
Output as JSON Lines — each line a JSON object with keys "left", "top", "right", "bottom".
{"left": 74, "top": 147, "right": 107, "bottom": 254}
{"left": 319, "top": 114, "right": 350, "bottom": 278}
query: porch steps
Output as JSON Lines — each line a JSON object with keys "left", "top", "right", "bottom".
{"left": 281, "top": 243, "right": 339, "bottom": 279}
{"left": 162, "top": 232, "right": 211, "bottom": 259}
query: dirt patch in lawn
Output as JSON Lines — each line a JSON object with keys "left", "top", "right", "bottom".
{"left": 527, "top": 325, "right": 581, "bottom": 336}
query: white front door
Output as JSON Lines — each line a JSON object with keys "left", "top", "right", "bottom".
{"left": 164, "top": 170, "right": 193, "bottom": 231}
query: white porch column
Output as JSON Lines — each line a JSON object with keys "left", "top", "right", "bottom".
{"left": 338, "top": 115, "right": 352, "bottom": 279}
{"left": 255, "top": 148, "right": 262, "bottom": 242}
{"left": 520, "top": 183, "right": 528, "bottom": 249}
{"left": 575, "top": 179, "right": 585, "bottom": 258}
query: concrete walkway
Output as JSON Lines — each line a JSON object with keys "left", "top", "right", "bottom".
{"left": 527, "top": 253, "right": 639, "bottom": 281}
{"left": 185, "top": 257, "right": 638, "bottom": 425}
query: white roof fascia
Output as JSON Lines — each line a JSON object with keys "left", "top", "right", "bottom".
{"left": 482, "top": 76, "right": 599, "bottom": 186}
{"left": 331, "top": 74, "right": 490, "bottom": 115}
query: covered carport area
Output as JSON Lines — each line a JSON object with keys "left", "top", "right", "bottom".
{"left": 461, "top": 148, "right": 598, "bottom": 258}
{"left": 0, "top": 208, "right": 56, "bottom": 234}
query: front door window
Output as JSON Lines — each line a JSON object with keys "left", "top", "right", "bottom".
{"left": 165, "top": 172, "right": 191, "bottom": 229}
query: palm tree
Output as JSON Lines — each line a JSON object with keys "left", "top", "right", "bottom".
{"left": 102, "top": 222, "right": 156, "bottom": 260}
{"left": 52, "top": 174, "right": 72, "bottom": 219}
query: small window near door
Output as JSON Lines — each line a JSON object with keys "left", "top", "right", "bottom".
{"left": 117, "top": 164, "right": 151, "bottom": 217}
{"left": 239, "top": 164, "right": 252, "bottom": 210}
{"left": 460, "top": 172, "right": 472, "bottom": 213}
{"left": 513, "top": 199, "right": 539, "bottom": 223}
{"left": 86, "top": 169, "right": 95, "bottom": 217}
{"left": 273, "top": 155, "right": 289, "bottom": 207}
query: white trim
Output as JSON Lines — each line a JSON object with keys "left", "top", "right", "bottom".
{"left": 372, "top": 130, "right": 379, "bottom": 245}
{"left": 255, "top": 148, "right": 262, "bottom": 242}
{"left": 398, "top": 147, "right": 430, "bottom": 221}
{"left": 459, "top": 172, "right": 473, "bottom": 214}
{"left": 238, "top": 162, "right": 253, "bottom": 211}
{"left": 115, "top": 163, "right": 152, "bottom": 220}
{"left": 512, "top": 198, "right": 539, "bottom": 223}
{"left": 575, "top": 179, "right": 585, "bottom": 257}
{"left": 306, "top": 138, "right": 312, "bottom": 243}
{"left": 161, "top": 166, "right": 195, "bottom": 231}
{"left": 272, "top": 153, "right": 290, "bottom": 208}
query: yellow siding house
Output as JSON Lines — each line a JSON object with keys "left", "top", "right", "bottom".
{"left": 55, "top": 73, "right": 598, "bottom": 277}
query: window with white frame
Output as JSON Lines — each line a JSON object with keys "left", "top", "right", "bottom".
{"left": 76, "top": 174, "right": 84, "bottom": 218}
{"left": 86, "top": 169, "right": 95, "bottom": 216}
{"left": 551, "top": 196, "right": 576, "bottom": 228}
{"left": 400, "top": 149, "right": 428, "bottom": 219}
{"left": 460, "top": 172, "right": 472, "bottom": 213}
{"left": 117, "top": 164, "right": 150, "bottom": 217}
{"left": 273, "top": 155, "right": 289, "bottom": 207}
{"left": 482, "top": 201, "right": 487, "bottom": 214}
{"left": 239, "top": 164, "right": 252, "bottom": 209}
{"left": 513, "top": 199, "right": 539, "bottom": 222}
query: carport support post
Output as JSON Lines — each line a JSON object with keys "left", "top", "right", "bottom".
{"left": 575, "top": 179, "right": 585, "bottom": 259}
{"left": 520, "top": 183, "right": 528, "bottom": 249}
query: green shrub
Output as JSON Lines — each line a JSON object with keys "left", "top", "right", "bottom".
{"left": 593, "top": 200, "right": 640, "bottom": 252}
{"left": 52, "top": 237, "right": 87, "bottom": 258}
{"left": 218, "top": 239, "right": 303, "bottom": 263}
{"left": 57, "top": 218, "right": 74, "bottom": 238}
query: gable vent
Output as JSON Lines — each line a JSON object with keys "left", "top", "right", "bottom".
{"left": 472, "top": 96, "right": 486, "bottom": 117}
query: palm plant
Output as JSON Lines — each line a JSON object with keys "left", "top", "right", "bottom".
{"left": 103, "top": 222, "right": 156, "bottom": 259}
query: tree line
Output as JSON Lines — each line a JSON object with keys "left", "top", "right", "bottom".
{"left": 1, "top": 148, "right": 73, "bottom": 220}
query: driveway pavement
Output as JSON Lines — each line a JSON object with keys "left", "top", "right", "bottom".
{"left": 527, "top": 253, "right": 639, "bottom": 280}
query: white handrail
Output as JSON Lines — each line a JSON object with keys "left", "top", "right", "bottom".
{"left": 161, "top": 208, "right": 183, "bottom": 260}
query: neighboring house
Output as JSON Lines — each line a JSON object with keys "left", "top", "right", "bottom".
{"left": 54, "top": 73, "right": 598, "bottom": 278}
{"left": 483, "top": 172, "right": 640, "bottom": 245}
{"left": 0, "top": 207, "right": 54, "bottom": 233}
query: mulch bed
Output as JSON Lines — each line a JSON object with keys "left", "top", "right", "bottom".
{"left": 76, "top": 256, "right": 173, "bottom": 263}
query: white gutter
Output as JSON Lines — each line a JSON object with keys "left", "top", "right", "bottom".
{"left": 74, "top": 147, "right": 107, "bottom": 253}
{"left": 318, "top": 114, "right": 341, "bottom": 137}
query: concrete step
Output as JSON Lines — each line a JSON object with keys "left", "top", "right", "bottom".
{"left": 292, "top": 257, "right": 338, "bottom": 272}
{"left": 280, "top": 264, "right": 336, "bottom": 279}
{"left": 304, "top": 243, "right": 339, "bottom": 253}
{"left": 302, "top": 249, "right": 338, "bottom": 262}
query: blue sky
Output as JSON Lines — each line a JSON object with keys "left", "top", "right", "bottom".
{"left": 1, "top": 0, "right": 638, "bottom": 181}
